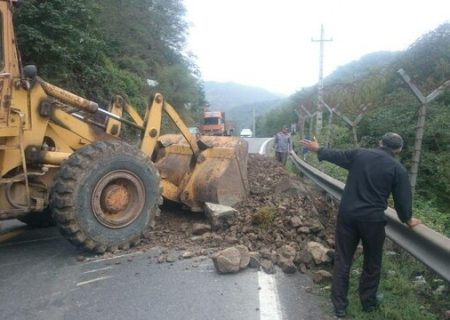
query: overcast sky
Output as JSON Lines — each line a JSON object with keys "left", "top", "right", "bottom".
{"left": 183, "top": 0, "right": 450, "bottom": 95}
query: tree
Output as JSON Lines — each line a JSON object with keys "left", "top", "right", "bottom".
{"left": 13, "top": 0, "right": 204, "bottom": 117}
{"left": 97, "top": 0, "right": 204, "bottom": 112}
{"left": 15, "top": 2, "right": 101, "bottom": 92}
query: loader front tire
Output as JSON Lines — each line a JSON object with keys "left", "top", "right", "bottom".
{"left": 50, "top": 140, "right": 160, "bottom": 253}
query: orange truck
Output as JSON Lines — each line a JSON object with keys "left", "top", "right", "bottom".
{"left": 201, "top": 111, "right": 234, "bottom": 136}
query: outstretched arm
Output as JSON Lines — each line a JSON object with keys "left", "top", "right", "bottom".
{"left": 300, "top": 137, "right": 357, "bottom": 169}
{"left": 300, "top": 137, "right": 320, "bottom": 152}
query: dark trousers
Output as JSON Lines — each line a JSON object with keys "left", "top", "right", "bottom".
{"left": 275, "top": 151, "right": 288, "bottom": 165}
{"left": 331, "top": 215, "right": 385, "bottom": 311}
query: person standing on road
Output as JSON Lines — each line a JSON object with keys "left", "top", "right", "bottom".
{"left": 274, "top": 126, "right": 292, "bottom": 166}
{"left": 300, "top": 132, "right": 422, "bottom": 318}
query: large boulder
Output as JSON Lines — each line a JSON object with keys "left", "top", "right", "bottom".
{"left": 306, "top": 241, "right": 331, "bottom": 264}
{"left": 212, "top": 247, "right": 241, "bottom": 274}
{"left": 235, "top": 245, "right": 250, "bottom": 269}
{"left": 205, "top": 202, "right": 237, "bottom": 231}
{"left": 212, "top": 245, "right": 251, "bottom": 274}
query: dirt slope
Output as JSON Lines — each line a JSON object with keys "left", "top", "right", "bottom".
{"left": 137, "top": 154, "right": 337, "bottom": 272}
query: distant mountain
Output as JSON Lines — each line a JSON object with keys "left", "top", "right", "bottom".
{"left": 204, "top": 81, "right": 286, "bottom": 111}
{"left": 227, "top": 99, "right": 284, "bottom": 133}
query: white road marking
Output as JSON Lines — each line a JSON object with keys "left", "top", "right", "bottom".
{"left": 257, "top": 271, "right": 283, "bottom": 320}
{"left": 81, "top": 266, "right": 113, "bottom": 274}
{"left": 259, "top": 138, "right": 273, "bottom": 155}
{"left": 76, "top": 276, "right": 113, "bottom": 287}
{"left": 84, "top": 250, "right": 145, "bottom": 264}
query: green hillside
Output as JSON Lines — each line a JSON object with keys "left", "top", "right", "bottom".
{"left": 259, "top": 23, "right": 450, "bottom": 226}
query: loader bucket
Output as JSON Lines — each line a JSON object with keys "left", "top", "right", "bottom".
{"left": 153, "top": 134, "right": 248, "bottom": 211}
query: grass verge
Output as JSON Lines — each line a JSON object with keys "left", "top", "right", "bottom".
{"left": 317, "top": 241, "right": 449, "bottom": 319}
{"left": 286, "top": 153, "right": 449, "bottom": 319}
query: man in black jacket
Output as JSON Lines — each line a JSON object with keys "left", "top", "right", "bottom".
{"left": 301, "top": 133, "right": 421, "bottom": 318}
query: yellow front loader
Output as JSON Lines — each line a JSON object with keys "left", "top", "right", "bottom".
{"left": 0, "top": 1, "right": 248, "bottom": 252}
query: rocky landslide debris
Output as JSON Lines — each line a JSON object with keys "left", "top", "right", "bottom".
{"left": 138, "top": 154, "right": 337, "bottom": 274}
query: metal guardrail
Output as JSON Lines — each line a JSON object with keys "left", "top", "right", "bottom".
{"left": 289, "top": 151, "right": 450, "bottom": 282}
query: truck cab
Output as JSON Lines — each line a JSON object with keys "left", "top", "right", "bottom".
{"left": 201, "top": 111, "right": 226, "bottom": 136}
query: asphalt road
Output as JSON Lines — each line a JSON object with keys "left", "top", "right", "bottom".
{"left": 242, "top": 137, "right": 273, "bottom": 154}
{"left": 0, "top": 137, "right": 332, "bottom": 320}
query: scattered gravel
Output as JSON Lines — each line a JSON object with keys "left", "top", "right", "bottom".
{"left": 135, "top": 154, "right": 338, "bottom": 273}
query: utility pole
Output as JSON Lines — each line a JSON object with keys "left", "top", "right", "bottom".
{"left": 312, "top": 24, "right": 332, "bottom": 134}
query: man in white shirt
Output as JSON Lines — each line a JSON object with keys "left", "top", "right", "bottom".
{"left": 274, "top": 126, "right": 292, "bottom": 165}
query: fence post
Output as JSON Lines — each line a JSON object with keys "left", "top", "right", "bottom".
{"left": 398, "top": 69, "right": 450, "bottom": 195}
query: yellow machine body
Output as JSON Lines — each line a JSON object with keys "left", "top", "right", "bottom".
{"left": 0, "top": 0, "right": 248, "bottom": 223}
{"left": 155, "top": 134, "right": 248, "bottom": 211}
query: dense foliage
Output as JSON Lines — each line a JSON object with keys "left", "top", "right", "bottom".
{"left": 260, "top": 23, "right": 450, "bottom": 219}
{"left": 13, "top": 0, "right": 204, "bottom": 120}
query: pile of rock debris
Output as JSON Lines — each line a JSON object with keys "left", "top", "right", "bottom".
{"left": 141, "top": 154, "right": 338, "bottom": 278}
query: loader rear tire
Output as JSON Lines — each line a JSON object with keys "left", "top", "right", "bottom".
{"left": 50, "top": 140, "right": 160, "bottom": 253}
